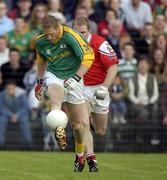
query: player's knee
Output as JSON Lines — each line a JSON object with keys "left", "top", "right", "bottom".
{"left": 71, "top": 122, "right": 82, "bottom": 131}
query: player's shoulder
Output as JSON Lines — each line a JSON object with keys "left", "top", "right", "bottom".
{"left": 91, "top": 34, "right": 106, "bottom": 46}
{"left": 35, "top": 34, "right": 45, "bottom": 44}
{"left": 63, "top": 25, "right": 85, "bottom": 41}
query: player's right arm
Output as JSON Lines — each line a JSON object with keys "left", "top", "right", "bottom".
{"left": 36, "top": 53, "right": 47, "bottom": 80}
{"left": 34, "top": 35, "right": 48, "bottom": 100}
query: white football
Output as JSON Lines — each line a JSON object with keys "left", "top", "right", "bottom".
{"left": 46, "top": 109, "right": 68, "bottom": 129}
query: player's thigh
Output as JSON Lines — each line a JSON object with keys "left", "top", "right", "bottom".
{"left": 47, "top": 84, "right": 64, "bottom": 109}
{"left": 65, "top": 102, "right": 89, "bottom": 128}
{"left": 45, "top": 71, "right": 65, "bottom": 109}
{"left": 91, "top": 113, "right": 108, "bottom": 136}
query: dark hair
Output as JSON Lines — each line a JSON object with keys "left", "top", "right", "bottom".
{"left": 42, "top": 15, "right": 59, "bottom": 29}
{"left": 122, "top": 42, "right": 135, "bottom": 49}
{"left": 137, "top": 55, "right": 151, "bottom": 65}
{"left": 9, "top": 48, "right": 20, "bottom": 54}
{"left": 0, "top": 36, "right": 7, "bottom": 41}
{"left": 5, "top": 80, "right": 17, "bottom": 86}
{"left": 151, "top": 49, "right": 166, "bottom": 74}
{"left": 106, "top": 8, "right": 118, "bottom": 19}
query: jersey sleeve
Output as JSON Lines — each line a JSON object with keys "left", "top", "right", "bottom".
{"left": 66, "top": 31, "right": 94, "bottom": 68}
{"left": 98, "top": 41, "right": 119, "bottom": 68}
{"left": 36, "top": 53, "right": 46, "bottom": 64}
{"left": 35, "top": 35, "right": 47, "bottom": 63}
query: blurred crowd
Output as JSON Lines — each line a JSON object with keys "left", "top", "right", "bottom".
{"left": 0, "top": 0, "right": 167, "bottom": 151}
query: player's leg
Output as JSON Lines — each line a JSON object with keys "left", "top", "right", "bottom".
{"left": 91, "top": 113, "right": 108, "bottom": 137}
{"left": 65, "top": 79, "right": 88, "bottom": 172}
{"left": 45, "top": 72, "right": 67, "bottom": 149}
{"left": 46, "top": 84, "right": 67, "bottom": 149}
{"left": 83, "top": 101, "right": 98, "bottom": 172}
{"left": 65, "top": 102, "right": 88, "bottom": 172}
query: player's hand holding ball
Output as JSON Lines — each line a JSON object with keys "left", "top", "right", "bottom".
{"left": 64, "top": 74, "right": 81, "bottom": 90}
{"left": 35, "top": 79, "right": 44, "bottom": 100}
{"left": 94, "top": 85, "right": 108, "bottom": 100}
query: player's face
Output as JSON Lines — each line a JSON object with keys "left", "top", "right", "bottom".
{"left": 44, "top": 27, "right": 59, "bottom": 43}
{"left": 74, "top": 25, "right": 89, "bottom": 39}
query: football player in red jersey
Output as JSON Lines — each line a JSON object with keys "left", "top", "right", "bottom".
{"left": 73, "top": 17, "right": 119, "bottom": 172}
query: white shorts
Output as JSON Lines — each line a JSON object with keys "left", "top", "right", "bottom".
{"left": 44, "top": 71, "right": 85, "bottom": 104}
{"left": 84, "top": 85, "right": 110, "bottom": 114}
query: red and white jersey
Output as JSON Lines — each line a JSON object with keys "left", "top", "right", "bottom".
{"left": 84, "top": 33, "right": 119, "bottom": 85}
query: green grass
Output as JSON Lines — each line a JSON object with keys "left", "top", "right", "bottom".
{"left": 0, "top": 152, "right": 167, "bottom": 180}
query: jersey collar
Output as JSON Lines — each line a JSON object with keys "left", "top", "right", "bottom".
{"left": 87, "top": 33, "right": 92, "bottom": 43}
{"left": 54, "top": 25, "right": 63, "bottom": 43}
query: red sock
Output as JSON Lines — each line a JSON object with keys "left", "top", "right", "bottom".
{"left": 85, "top": 153, "right": 96, "bottom": 161}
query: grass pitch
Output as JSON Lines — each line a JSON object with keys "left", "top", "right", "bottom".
{"left": 0, "top": 152, "right": 167, "bottom": 180}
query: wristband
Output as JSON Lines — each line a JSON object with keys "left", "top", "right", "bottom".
{"left": 72, "top": 74, "right": 81, "bottom": 82}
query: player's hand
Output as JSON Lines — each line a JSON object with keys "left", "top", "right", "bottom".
{"left": 35, "top": 79, "right": 44, "bottom": 100}
{"left": 94, "top": 86, "right": 108, "bottom": 100}
{"left": 64, "top": 74, "right": 81, "bottom": 90}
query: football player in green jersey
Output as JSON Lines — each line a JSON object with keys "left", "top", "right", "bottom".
{"left": 34, "top": 15, "right": 94, "bottom": 172}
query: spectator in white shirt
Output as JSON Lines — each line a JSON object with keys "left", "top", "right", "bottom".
{"left": 0, "top": 2, "right": 14, "bottom": 36}
{"left": 0, "top": 36, "right": 9, "bottom": 67}
{"left": 128, "top": 56, "right": 159, "bottom": 125}
{"left": 123, "top": 0, "right": 153, "bottom": 37}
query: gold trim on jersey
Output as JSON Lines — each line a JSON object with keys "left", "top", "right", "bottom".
{"left": 53, "top": 25, "right": 63, "bottom": 44}
{"left": 63, "top": 26, "right": 94, "bottom": 68}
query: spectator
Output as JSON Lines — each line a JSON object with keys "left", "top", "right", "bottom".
{"left": 6, "top": 17, "right": 32, "bottom": 61}
{"left": 155, "top": 0, "right": 167, "bottom": 15}
{"left": 1, "top": 48, "right": 29, "bottom": 89}
{"left": 150, "top": 49, "right": 167, "bottom": 126}
{"left": 0, "top": 71, "right": 3, "bottom": 91}
{"left": 118, "top": 42, "right": 137, "bottom": 82}
{"left": 62, "top": 0, "right": 78, "bottom": 21}
{"left": 48, "top": 0, "right": 66, "bottom": 24}
{"left": 109, "top": 73, "right": 127, "bottom": 124}
{"left": 29, "top": 3, "right": 48, "bottom": 50}
{"left": 119, "top": 33, "right": 132, "bottom": 58}
{"left": 135, "top": 23, "right": 154, "bottom": 56}
{"left": 128, "top": 56, "right": 159, "bottom": 125}
{"left": 98, "top": 8, "right": 118, "bottom": 38}
{"left": 8, "top": 0, "right": 32, "bottom": 23}
{"left": 90, "top": 0, "right": 110, "bottom": 23}
{"left": 23, "top": 60, "right": 40, "bottom": 121}
{"left": 123, "top": 0, "right": 153, "bottom": 38}
{"left": 29, "top": 3, "right": 48, "bottom": 36}
{"left": 0, "top": 2, "right": 14, "bottom": 36}
{"left": 66, "top": 6, "right": 97, "bottom": 33}
{"left": 0, "top": 36, "right": 9, "bottom": 67}
{"left": 0, "top": 81, "right": 32, "bottom": 148}
{"left": 107, "top": 19, "right": 123, "bottom": 58}
{"left": 154, "top": 14, "right": 167, "bottom": 35}
{"left": 108, "top": 0, "right": 125, "bottom": 23}
{"left": 77, "top": 0, "right": 95, "bottom": 17}
{"left": 150, "top": 33, "right": 167, "bottom": 58}
{"left": 150, "top": 49, "right": 167, "bottom": 87}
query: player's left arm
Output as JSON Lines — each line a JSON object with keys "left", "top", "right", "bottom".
{"left": 100, "top": 41, "right": 119, "bottom": 87}
{"left": 103, "top": 64, "right": 118, "bottom": 88}
{"left": 94, "top": 41, "right": 119, "bottom": 100}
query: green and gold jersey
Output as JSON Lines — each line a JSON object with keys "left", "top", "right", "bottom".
{"left": 35, "top": 26, "right": 94, "bottom": 79}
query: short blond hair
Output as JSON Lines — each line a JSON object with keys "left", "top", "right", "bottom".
{"left": 73, "top": 17, "right": 90, "bottom": 30}
{"left": 42, "top": 15, "right": 59, "bottom": 29}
